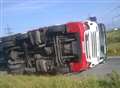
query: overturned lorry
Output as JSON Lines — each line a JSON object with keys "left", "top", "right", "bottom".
{"left": 0, "top": 18, "right": 107, "bottom": 74}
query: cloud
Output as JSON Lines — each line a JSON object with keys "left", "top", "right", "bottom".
{"left": 2, "top": 0, "right": 120, "bottom": 13}
{"left": 2, "top": 0, "right": 59, "bottom": 13}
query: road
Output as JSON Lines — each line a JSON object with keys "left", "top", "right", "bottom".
{"left": 70, "top": 56, "right": 120, "bottom": 77}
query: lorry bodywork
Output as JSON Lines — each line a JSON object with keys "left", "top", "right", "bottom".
{"left": 0, "top": 18, "right": 107, "bottom": 74}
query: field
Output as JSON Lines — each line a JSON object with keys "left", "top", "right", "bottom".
{"left": 0, "top": 72, "right": 120, "bottom": 88}
{"left": 107, "top": 29, "right": 120, "bottom": 56}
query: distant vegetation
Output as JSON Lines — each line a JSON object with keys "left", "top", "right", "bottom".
{"left": 107, "top": 29, "right": 120, "bottom": 56}
{"left": 0, "top": 72, "right": 120, "bottom": 88}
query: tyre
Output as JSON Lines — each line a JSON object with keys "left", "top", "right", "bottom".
{"left": 8, "top": 60, "right": 25, "bottom": 74}
{"left": 4, "top": 41, "right": 15, "bottom": 48}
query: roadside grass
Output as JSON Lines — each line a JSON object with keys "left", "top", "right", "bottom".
{"left": 107, "top": 43, "right": 120, "bottom": 56}
{"left": 107, "top": 30, "right": 120, "bottom": 56}
{"left": 107, "top": 30, "right": 120, "bottom": 44}
{"left": 0, "top": 72, "right": 120, "bottom": 88}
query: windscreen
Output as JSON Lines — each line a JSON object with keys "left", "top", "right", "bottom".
{"left": 98, "top": 23, "right": 107, "bottom": 58}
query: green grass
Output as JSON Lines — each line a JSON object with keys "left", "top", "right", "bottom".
{"left": 107, "top": 29, "right": 120, "bottom": 56}
{"left": 0, "top": 72, "right": 120, "bottom": 88}
{"left": 107, "top": 43, "right": 120, "bottom": 56}
{"left": 107, "top": 30, "right": 120, "bottom": 44}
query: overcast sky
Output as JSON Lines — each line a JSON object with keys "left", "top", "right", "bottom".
{"left": 0, "top": 0, "right": 120, "bottom": 37}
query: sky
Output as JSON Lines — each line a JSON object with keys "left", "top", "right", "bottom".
{"left": 0, "top": 0, "right": 120, "bottom": 37}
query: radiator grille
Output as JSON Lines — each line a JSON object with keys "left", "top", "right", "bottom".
{"left": 91, "top": 32, "right": 97, "bottom": 58}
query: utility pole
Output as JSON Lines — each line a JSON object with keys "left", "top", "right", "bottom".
{"left": 4, "top": 24, "right": 13, "bottom": 35}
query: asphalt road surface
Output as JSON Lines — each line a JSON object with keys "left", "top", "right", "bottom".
{"left": 72, "top": 56, "right": 120, "bottom": 77}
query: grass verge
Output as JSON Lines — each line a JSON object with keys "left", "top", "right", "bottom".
{"left": 107, "top": 43, "right": 120, "bottom": 56}
{"left": 107, "top": 30, "right": 120, "bottom": 56}
{"left": 0, "top": 72, "right": 120, "bottom": 88}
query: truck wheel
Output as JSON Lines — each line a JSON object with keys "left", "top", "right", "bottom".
{"left": 56, "top": 64, "right": 70, "bottom": 74}
{"left": 4, "top": 41, "right": 15, "bottom": 48}
{"left": 8, "top": 60, "right": 25, "bottom": 74}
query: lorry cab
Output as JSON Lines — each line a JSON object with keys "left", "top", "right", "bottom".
{"left": 84, "top": 19, "right": 107, "bottom": 67}
{"left": 66, "top": 22, "right": 88, "bottom": 72}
